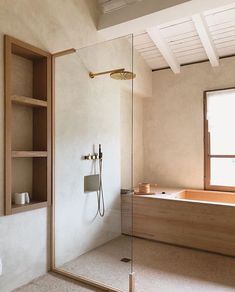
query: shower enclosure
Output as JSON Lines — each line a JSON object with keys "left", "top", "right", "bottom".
{"left": 52, "top": 35, "right": 134, "bottom": 292}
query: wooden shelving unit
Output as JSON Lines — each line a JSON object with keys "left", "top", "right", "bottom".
{"left": 11, "top": 95, "right": 48, "bottom": 108}
{"left": 11, "top": 151, "right": 48, "bottom": 158}
{"left": 4, "top": 35, "right": 52, "bottom": 215}
{"left": 12, "top": 201, "right": 48, "bottom": 214}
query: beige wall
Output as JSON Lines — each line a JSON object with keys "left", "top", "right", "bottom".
{"left": 0, "top": 1, "right": 151, "bottom": 291}
{"left": 133, "top": 94, "right": 144, "bottom": 186}
{"left": 55, "top": 38, "right": 132, "bottom": 266}
{"left": 144, "top": 57, "right": 235, "bottom": 189}
{"left": 55, "top": 50, "right": 123, "bottom": 266}
{"left": 0, "top": 1, "right": 100, "bottom": 289}
{"left": 121, "top": 92, "right": 145, "bottom": 189}
{"left": 121, "top": 90, "right": 133, "bottom": 189}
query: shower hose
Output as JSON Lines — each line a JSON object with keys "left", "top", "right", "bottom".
{"left": 97, "top": 157, "right": 105, "bottom": 217}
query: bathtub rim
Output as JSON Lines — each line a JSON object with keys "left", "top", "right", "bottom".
{"left": 132, "top": 188, "right": 235, "bottom": 207}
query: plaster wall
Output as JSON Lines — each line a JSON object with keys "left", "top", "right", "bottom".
{"left": 144, "top": 58, "right": 235, "bottom": 188}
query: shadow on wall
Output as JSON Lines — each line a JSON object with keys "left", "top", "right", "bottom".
{"left": 85, "top": 0, "right": 100, "bottom": 28}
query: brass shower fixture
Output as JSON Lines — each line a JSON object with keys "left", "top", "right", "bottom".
{"left": 89, "top": 68, "right": 136, "bottom": 80}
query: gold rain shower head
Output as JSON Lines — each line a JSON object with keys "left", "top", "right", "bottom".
{"left": 110, "top": 70, "right": 136, "bottom": 80}
{"left": 89, "top": 68, "right": 136, "bottom": 80}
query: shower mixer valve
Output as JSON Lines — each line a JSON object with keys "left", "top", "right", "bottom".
{"left": 83, "top": 144, "right": 103, "bottom": 161}
{"left": 83, "top": 153, "right": 99, "bottom": 160}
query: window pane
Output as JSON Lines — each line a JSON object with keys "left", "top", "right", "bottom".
{"left": 207, "top": 89, "right": 235, "bottom": 155}
{"left": 211, "top": 158, "right": 235, "bottom": 187}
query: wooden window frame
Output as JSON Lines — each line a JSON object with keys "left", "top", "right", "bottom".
{"left": 204, "top": 87, "right": 235, "bottom": 192}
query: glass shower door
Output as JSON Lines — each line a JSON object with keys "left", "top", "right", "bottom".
{"left": 54, "top": 35, "right": 134, "bottom": 292}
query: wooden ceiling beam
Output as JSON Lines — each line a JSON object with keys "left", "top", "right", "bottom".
{"left": 147, "top": 27, "right": 181, "bottom": 74}
{"left": 192, "top": 13, "right": 219, "bottom": 67}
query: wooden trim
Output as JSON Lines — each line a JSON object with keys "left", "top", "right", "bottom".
{"left": 52, "top": 48, "right": 76, "bottom": 58}
{"left": 52, "top": 268, "right": 121, "bottom": 292}
{"left": 204, "top": 94, "right": 209, "bottom": 190}
{"left": 11, "top": 95, "right": 47, "bottom": 107}
{"left": 12, "top": 151, "right": 47, "bottom": 158}
{"left": 152, "top": 59, "right": 210, "bottom": 72}
{"left": 4, "top": 35, "right": 12, "bottom": 215}
{"left": 152, "top": 66, "right": 170, "bottom": 72}
{"left": 4, "top": 35, "right": 52, "bottom": 215}
{"left": 204, "top": 88, "right": 235, "bottom": 192}
{"left": 192, "top": 14, "right": 219, "bottom": 67}
{"left": 12, "top": 201, "right": 48, "bottom": 214}
{"left": 205, "top": 185, "right": 235, "bottom": 192}
{"left": 6, "top": 35, "right": 50, "bottom": 58}
{"left": 47, "top": 55, "right": 52, "bottom": 207}
{"left": 181, "top": 59, "right": 209, "bottom": 67}
{"left": 209, "top": 155, "right": 235, "bottom": 158}
{"left": 147, "top": 27, "right": 180, "bottom": 74}
{"left": 204, "top": 87, "right": 235, "bottom": 94}
{"left": 129, "top": 272, "right": 135, "bottom": 292}
{"left": 51, "top": 54, "right": 56, "bottom": 270}
{"left": 152, "top": 54, "right": 235, "bottom": 72}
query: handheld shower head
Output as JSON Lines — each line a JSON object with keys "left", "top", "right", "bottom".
{"left": 99, "top": 144, "right": 103, "bottom": 160}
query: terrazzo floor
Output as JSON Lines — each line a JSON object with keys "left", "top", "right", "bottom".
{"left": 14, "top": 273, "right": 102, "bottom": 292}
{"left": 61, "top": 236, "right": 131, "bottom": 291}
{"left": 15, "top": 236, "right": 235, "bottom": 292}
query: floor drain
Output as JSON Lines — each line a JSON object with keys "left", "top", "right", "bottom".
{"left": 120, "top": 258, "right": 131, "bottom": 263}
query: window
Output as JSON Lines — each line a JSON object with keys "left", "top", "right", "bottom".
{"left": 204, "top": 88, "right": 235, "bottom": 191}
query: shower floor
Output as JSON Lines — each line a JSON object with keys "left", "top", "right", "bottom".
{"left": 16, "top": 236, "right": 235, "bottom": 292}
{"left": 61, "top": 235, "right": 132, "bottom": 291}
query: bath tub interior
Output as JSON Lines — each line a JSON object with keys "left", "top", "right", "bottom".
{"left": 177, "top": 190, "right": 235, "bottom": 205}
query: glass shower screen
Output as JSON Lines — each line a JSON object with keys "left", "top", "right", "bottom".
{"left": 54, "top": 35, "right": 134, "bottom": 291}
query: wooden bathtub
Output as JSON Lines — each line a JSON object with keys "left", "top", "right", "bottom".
{"left": 121, "top": 189, "right": 235, "bottom": 257}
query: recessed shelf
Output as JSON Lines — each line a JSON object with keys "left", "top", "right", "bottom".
{"left": 12, "top": 201, "right": 48, "bottom": 214}
{"left": 12, "top": 151, "right": 48, "bottom": 158}
{"left": 11, "top": 95, "right": 47, "bottom": 108}
{"left": 5, "top": 35, "right": 51, "bottom": 215}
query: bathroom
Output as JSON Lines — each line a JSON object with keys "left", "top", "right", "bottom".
{"left": 1, "top": 1, "right": 235, "bottom": 292}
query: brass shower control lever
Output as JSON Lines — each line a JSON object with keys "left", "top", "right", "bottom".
{"left": 84, "top": 153, "right": 99, "bottom": 160}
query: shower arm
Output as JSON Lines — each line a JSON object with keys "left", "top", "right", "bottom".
{"left": 89, "top": 68, "right": 125, "bottom": 78}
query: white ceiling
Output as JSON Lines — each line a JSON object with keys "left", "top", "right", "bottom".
{"left": 98, "top": 0, "right": 142, "bottom": 14}
{"left": 134, "top": 3, "right": 235, "bottom": 72}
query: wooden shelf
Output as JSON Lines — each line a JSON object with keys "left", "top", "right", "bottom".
{"left": 12, "top": 201, "right": 48, "bottom": 214}
{"left": 4, "top": 35, "right": 52, "bottom": 215}
{"left": 12, "top": 151, "right": 48, "bottom": 158}
{"left": 11, "top": 95, "right": 47, "bottom": 107}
